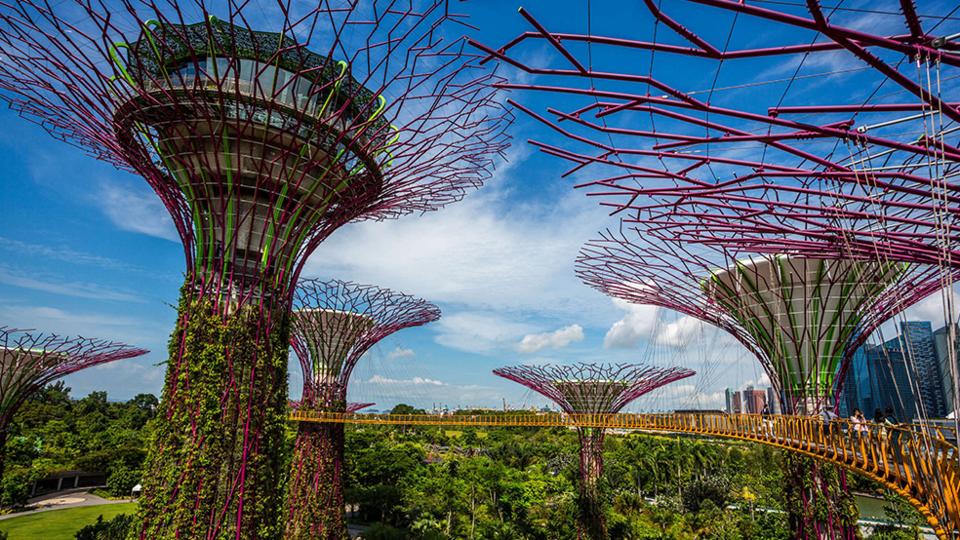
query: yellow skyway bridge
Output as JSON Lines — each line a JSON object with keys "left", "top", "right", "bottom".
{"left": 291, "top": 410, "right": 960, "bottom": 539}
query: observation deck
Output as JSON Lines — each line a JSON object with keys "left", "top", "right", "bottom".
{"left": 111, "top": 20, "right": 390, "bottom": 292}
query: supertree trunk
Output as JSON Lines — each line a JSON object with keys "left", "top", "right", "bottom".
{"left": 781, "top": 400, "right": 860, "bottom": 540}
{"left": 135, "top": 287, "right": 289, "bottom": 540}
{"left": 578, "top": 429, "right": 607, "bottom": 540}
{"left": 284, "top": 280, "right": 442, "bottom": 536}
{"left": 782, "top": 456, "right": 859, "bottom": 540}
{"left": 285, "top": 416, "right": 347, "bottom": 540}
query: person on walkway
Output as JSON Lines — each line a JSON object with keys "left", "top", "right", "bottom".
{"left": 884, "top": 407, "right": 901, "bottom": 446}
{"left": 873, "top": 409, "right": 888, "bottom": 440}
{"left": 761, "top": 404, "right": 773, "bottom": 436}
{"left": 850, "top": 409, "right": 868, "bottom": 440}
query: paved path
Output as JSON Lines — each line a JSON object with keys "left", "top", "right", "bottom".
{"left": 0, "top": 489, "right": 133, "bottom": 521}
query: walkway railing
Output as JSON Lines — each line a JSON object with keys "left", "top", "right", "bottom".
{"left": 290, "top": 410, "right": 960, "bottom": 539}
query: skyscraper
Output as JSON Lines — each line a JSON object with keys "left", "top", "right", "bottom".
{"left": 900, "top": 322, "right": 946, "bottom": 418}
{"left": 934, "top": 324, "right": 960, "bottom": 418}
{"left": 867, "top": 337, "right": 918, "bottom": 421}
{"left": 743, "top": 385, "right": 767, "bottom": 414}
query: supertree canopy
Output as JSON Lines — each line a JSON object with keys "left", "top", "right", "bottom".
{"left": 493, "top": 362, "right": 694, "bottom": 540}
{"left": 286, "top": 278, "right": 439, "bottom": 539}
{"left": 345, "top": 402, "right": 374, "bottom": 414}
{"left": 578, "top": 226, "right": 953, "bottom": 411}
{"left": 576, "top": 225, "right": 956, "bottom": 537}
{"left": 0, "top": 2, "right": 508, "bottom": 537}
{"left": 0, "top": 327, "right": 147, "bottom": 481}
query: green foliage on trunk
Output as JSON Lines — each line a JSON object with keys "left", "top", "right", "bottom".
{"left": 133, "top": 289, "right": 290, "bottom": 539}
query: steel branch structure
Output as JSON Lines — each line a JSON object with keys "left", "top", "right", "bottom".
{"left": 0, "top": 326, "right": 147, "bottom": 482}
{"left": 286, "top": 278, "right": 439, "bottom": 539}
{"left": 0, "top": 2, "right": 508, "bottom": 537}
{"left": 493, "top": 362, "right": 694, "bottom": 540}
{"left": 578, "top": 226, "right": 953, "bottom": 411}
{"left": 577, "top": 225, "right": 957, "bottom": 538}
{"left": 471, "top": 1, "right": 959, "bottom": 269}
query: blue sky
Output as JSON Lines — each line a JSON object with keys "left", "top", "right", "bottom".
{"left": 1, "top": 0, "right": 957, "bottom": 412}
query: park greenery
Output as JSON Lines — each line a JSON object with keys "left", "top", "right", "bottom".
{"left": 0, "top": 388, "right": 927, "bottom": 539}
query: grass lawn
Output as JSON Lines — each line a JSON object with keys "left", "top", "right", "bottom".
{"left": 0, "top": 502, "right": 136, "bottom": 540}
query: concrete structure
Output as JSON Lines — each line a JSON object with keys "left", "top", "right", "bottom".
{"left": 766, "top": 388, "right": 781, "bottom": 414}
{"left": 731, "top": 391, "right": 742, "bottom": 414}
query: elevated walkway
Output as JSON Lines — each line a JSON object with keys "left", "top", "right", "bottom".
{"left": 291, "top": 410, "right": 960, "bottom": 539}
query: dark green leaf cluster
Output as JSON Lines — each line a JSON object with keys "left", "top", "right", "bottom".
{"left": 2, "top": 382, "right": 158, "bottom": 507}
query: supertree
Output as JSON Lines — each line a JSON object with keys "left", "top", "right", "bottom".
{"left": 0, "top": 1, "right": 508, "bottom": 536}
{"left": 577, "top": 225, "right": 957, "bottom": 538}
{"left": 0, "top": 327, "right": 147, "bottom": 482}
{"left": 493, "top": 362, "right": 695, "bottom": 540}
{"left": 286, "top": 278, "right": 439, "bottom": 539}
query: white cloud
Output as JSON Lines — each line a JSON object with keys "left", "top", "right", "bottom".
{"left": 655, "top": 316, "right": 708, "bottom": 347}
{"left": 902, "top": 286, "right": 959, "bottom": 323}
{"left": 744, "top": 372, "right": 772, "bottom": 388}
{"left": 302, "top": 148, "right": 614, "bottom": 322}
{"left": 368, "top": 375, "right": 444, "bottom": 386}
{"left": 517, "top": 324, "right": 584, "bottom": 353}
{"left": 0, "top": 304, "right": 172, "bottom": 352}
{"left": 386, "top": 347, "right": 416, "bottom": 360}
{"left": 0, "top": 266, "right": 143, "bottom": 302}
{"left": 604, "top": 298, "right": 658, "bottom": 348}
{"left": 434, "top": 311, "right": 536, "bottom": 353}
{"left": 97, "top": 180, "right": 179, "bottom": 242}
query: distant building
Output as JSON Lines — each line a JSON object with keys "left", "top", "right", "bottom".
{"left": 839, "top": 348, "right": 871, "bottom": 417}
{"left": 766, "top": 387, "right": 781, "bottom": 414}
{"left": 934, "top": 324, "right": 959, "bottom": 417}
{"left": 731, "top": 391, "right": 742, "bottom": 414}
{"left": 900, "top": 321, "right": 946, "bottom": 417}
{"left": 725, "top": 388, "right": 736, "bottom": 414}
{"left": 866, "top": 336, "right": 917, "bottom": 421}
{"left": 743, "top": 385, "right": 766, "bottom": 414}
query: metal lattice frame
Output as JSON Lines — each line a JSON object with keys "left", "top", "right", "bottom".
{"left": 578, "top": 226, "right": 953, "bottom": 411}
{"left": 290, "top": 278, "right": 440, "bottom": 408}
{"left": 0, "top": 326, "right": 147, "bottom": 481}
{"left": 493, "top": 362, "right": 694, "bottom": 540}
{"left": 286, "top": 278, "right": 438, "bottom": 539}
{"left": 470, "top": 1, "right": 958, "bottom": 268}
{"left": 577, "top": 226, "right": 953, "bottom": 539}
{"left": 0, "top": 2, "right": 508, "bottom": 537}
{"left": 287, "top": 401, "right": 374, "bottom": 414}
